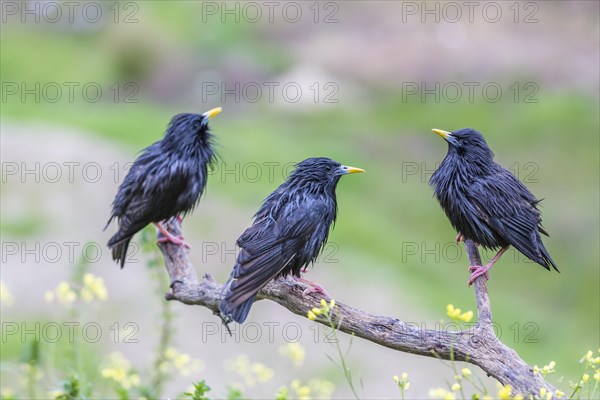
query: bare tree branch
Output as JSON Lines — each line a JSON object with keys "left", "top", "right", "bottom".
{"left": 157, "top": 221, "right": 557, "bottom": 397}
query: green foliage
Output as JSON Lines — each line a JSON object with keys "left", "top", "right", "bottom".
{"left": 182, "top": 380, "right": 211, "bottom": 400}
{"left": 53, "top": 373, "right": 85, "bottom": 400}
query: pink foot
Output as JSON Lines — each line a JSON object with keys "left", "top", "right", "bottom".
{"left": 468, "top": 264, "right": 491, "bottom": 286}
{"left": 155, "top": 222, "right": 190, "bottom": 248}
{"left": 294, "top": 277, "right": 331, "bottom": 299}
{"left": 157, "top": 235, "right": 190, "bottom": 248}
{"left": 456, "top": 232, "right": 463, "bottom": 243}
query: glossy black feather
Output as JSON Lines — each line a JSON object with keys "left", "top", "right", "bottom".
{"left": 429, "top": 128, "right": 557, "bottom": 271}
{"left": 220, "top": 158, "right": 353, "bottom": 323}
{"left": 106, "top": 113, "right": 217, "bottom": 268}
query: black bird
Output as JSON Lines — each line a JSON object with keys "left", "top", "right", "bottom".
{"left": 219, "top": 157, "right": 364, "bottom": 324}
{"left": 429, "top": 128, "right": 557, "bottom": 285}
{"left": 106, "top": 107, "right": 221, "bottom": 268}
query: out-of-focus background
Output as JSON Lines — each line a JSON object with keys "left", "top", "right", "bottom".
{"left": 1, "top": 1, "right": 599, "bottom": 398}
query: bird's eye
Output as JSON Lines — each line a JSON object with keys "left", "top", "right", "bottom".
{"left": 193, "top": 120, "right": 201, "bottom": 130}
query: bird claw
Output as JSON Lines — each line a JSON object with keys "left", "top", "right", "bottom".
{"left": 302, "top": 285, "right": 331, "bottom": 299}
{"left": 157, "top": 235, "right": 190, "bottom": 248}
{"left": 292, "top": 277, "right": 331, "bottom": 299}
{"left": 455, "top": 232, "right": 463, "bottom": 243}
{"left": 467, "top": 264, "right": 491, "bottom": 286}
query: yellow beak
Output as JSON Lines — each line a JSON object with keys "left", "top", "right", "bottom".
{"left": 432, "top": 128, "right": 451, "bottom": 139}
{"left": 344, "top": 166, "right": 365, "bottom": 174}
{"left": 202, "top": 107, "right": 222, "bottom": 119}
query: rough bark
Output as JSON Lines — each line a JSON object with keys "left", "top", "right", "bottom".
{"left": 157, "top": 220, "right": 557, "bottom": 397}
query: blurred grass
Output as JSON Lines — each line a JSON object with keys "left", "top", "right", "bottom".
{"left": 1, "top": 2, "right": 598, "bottom": 388}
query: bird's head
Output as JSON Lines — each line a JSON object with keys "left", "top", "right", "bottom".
{"left": 432, "top": 128, "right": 494, "bottom": 166}
{"left": 162, "top": 107, "right": 222, "bottom": 148}
{"left": 288, "top": 157, "right": 364, "bottom": 192}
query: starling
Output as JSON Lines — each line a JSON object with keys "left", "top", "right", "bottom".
{"left": 429, "top": 128, "right": 558, "bottom": 285}
{"left": 219, "top": 157, "right": 364, "bottom": 324}
{"left": 106, "top": 107, "right": 221, "bottom": 268}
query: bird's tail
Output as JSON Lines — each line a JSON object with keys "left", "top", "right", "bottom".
{"left": 107, "top": 234, "right": 132, "bottom": 269}
{"left": 539, "top": 241, "right": 558, "bottom": 272}
{"left": 219, "top": 293, "right": 257, "bottom": 325}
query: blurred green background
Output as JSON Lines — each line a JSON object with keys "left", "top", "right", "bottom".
{"left": 1, "top": 1, "right": 599, "bottom": 398}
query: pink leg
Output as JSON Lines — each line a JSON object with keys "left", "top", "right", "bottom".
{"left": 468, "top": 246, "right": 509, "bottom": 286}
{"left": 455, "top": 232, "right": 463, "bottom": 243}
{"left": 155, "top": 222, "right": 190, "bottom": 248}
{"left": 293, "top": 276, "right": 331, "bottom": 298}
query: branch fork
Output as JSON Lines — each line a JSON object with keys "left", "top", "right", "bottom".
{"left": 156, "top": 220, "right": 557, "bottom": 397}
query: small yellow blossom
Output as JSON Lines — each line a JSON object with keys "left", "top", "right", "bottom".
{"left": 56, "top": 281, "right": 77, "bottom": 305}
{"left": 401, "top": 372, "right": 408, "bottom": 380}
{"left": 498, "top": 384, "right": 512, "bottom": 399}
{"left": 451, "top": 383, "right": 461, "bottom": 391}
{"left": 279, "top": 342, "right": 306, "bottom": 367}
{"left": 308, "top": 378, "right": 335, "bottom": 399}
{"left": 514, "top": 394, "right": 524, "bottom": 400}
{"left": 429, "top": 388, "right": 455, "bottom": 400}
{"left": 101, "top": 352, "right": 139, "bottom": 389}
{"left": 311, "top": 307, "right": 322, "bottom": 315}
{"left": 393, "top": 375, "right": 399, "bottom": 383}
{"left": 582, "top": 373, "right": 589, "bottom": 383}
{"left": 446, "top": 304, "right": 473, "bottom": 322}
{"left": 307, "top": 311, "right": 317, "bottom": 320}
{"left": 594, "top": 369, "right": 600, "bottom": 381}
{"left": 459, "top": 310, "right": 473, "bottom": 322}
{"left": 329, "top": 299, "right": 335, "bottom": 308}
{"left": 555, "top": 390, "right": 564, "bottom": 398}
{"left": 0, "top": 281, "right": 15, "bottom": 306}
{"left": 80, "top": 287, "right": 94, "bottom": 303}
{"left": 320, "top": 299, "right": 327, "bottom": 307}
{"left": 461, "top": 368, "right": 472, "bottom": 377}
{"left": 44, "top": 290, "right": 54, "bottom": 303}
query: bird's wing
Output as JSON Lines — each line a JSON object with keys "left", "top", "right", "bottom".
{"left": 469, "top": 169, "right": 545, "bottom": 263}
{"left": 224, "top": 201, "right": 328, "bottom": 308}
{"left": 107, "top": 148, "right": 187, "bottom": 245}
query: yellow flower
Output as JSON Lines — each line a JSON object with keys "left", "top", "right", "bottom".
{"left": 56, "top": 282, "right": 77, "bottom": 305}
{"left": 279, "top": 343, "right": 306, "bottom": 367}
{"left": 429, "top": 388, "right": 455, "bottom": 399}
{"left": 308, "top": 378, "right": 335, "bottom": 399}
{"left": 555, "top": 390, "right": 564, "bottom": 398}
{"left": 311, "top": 307, "right": 322, "bottom": 315}
{"left": 582, "top": 350, "right": 593, "bottom": 362}
{"left": 44, "top": 290, "right": 54, "bottom": 303}
{"left": 582, "top": 373, "right": 589, "bottom": 383}
{"left": 329, "top": 299, "right": 335, "bottom": 308}
{"left": 401, "top": 372, "right": 408, "bottom": 380}
{"left": 533, "top": 365, "right": 539, "bottom": 374}
{"left": 459, "top": 310, "right": 473, "bottom": 322}
{"left": 393, "top": 375, "right": 399, "bottom": 383}
{"left": 307, "top": 311, "right": 317, "bottom": 320}
{"left": 514, "top": 394, "right": 524, "bottom": 400}
{"left": 451, "top": 383, "right": 461, "bottom": 391}
{"left": 0, "top": 281, "right": 15, "bottom": 306}
{"left": 320, "top": 299, "right": 327, "bottom": 307}
{"left": 80, "top": 287, "right": 94, "bottom": 303}
{"left": 461, "top": 368, "right": 472, "bottom": 377}
{"left": 594, "top": 369, "right": 600, "bottom": 381}
{"left": 498, "top": 384, "right": 512, "bottom": 399}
